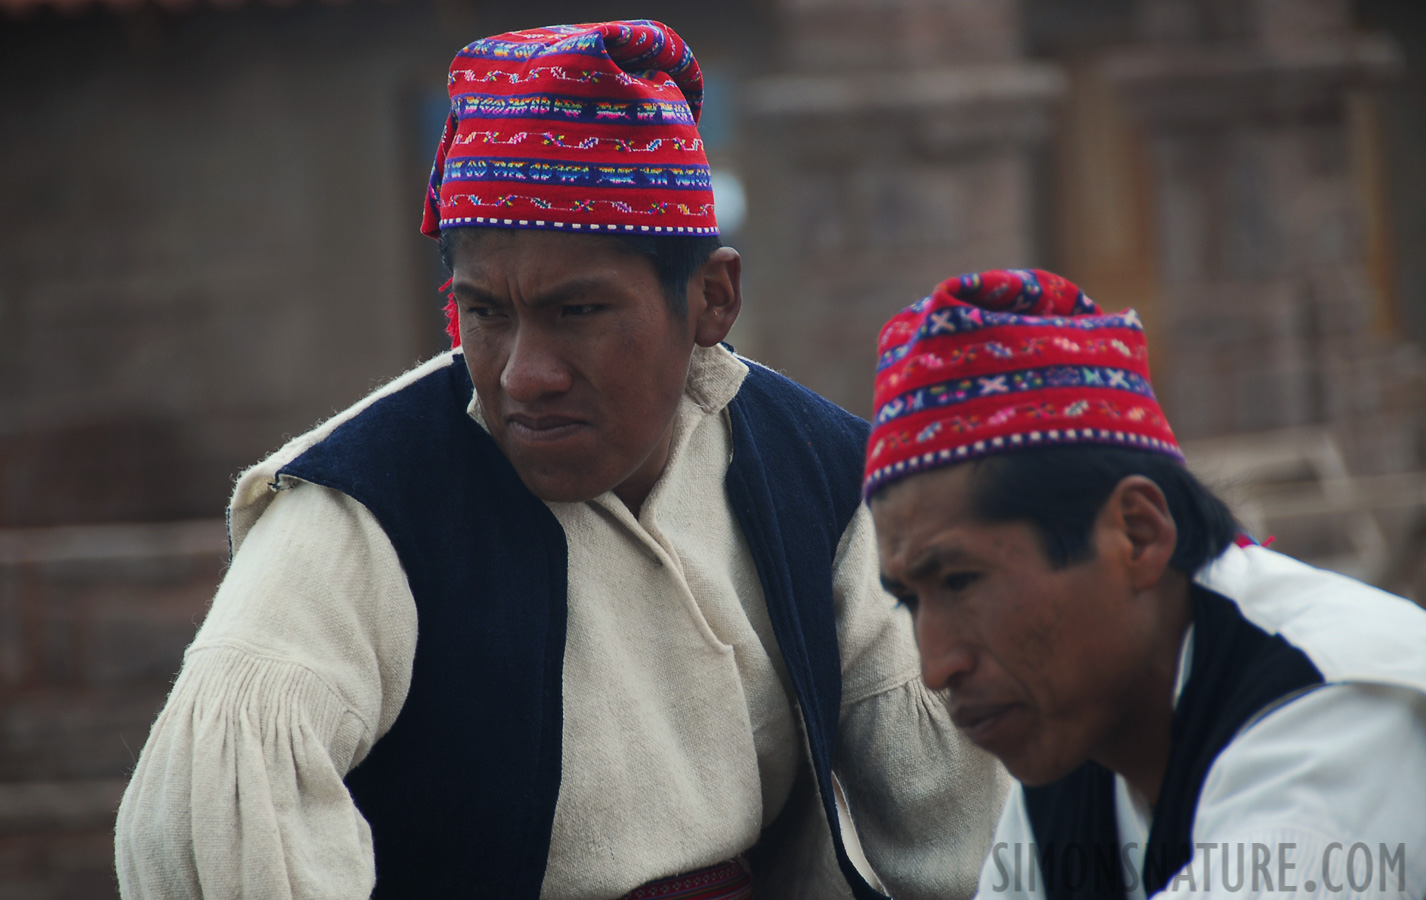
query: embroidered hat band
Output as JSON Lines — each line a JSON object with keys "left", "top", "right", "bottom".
{"left": 864, "top": 268, "right": 1182, "bottom": 498}
{"left": 422, "top": 20, "right": 716, "bottom": 239}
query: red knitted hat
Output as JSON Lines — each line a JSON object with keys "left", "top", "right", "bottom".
{"left": 422, "top": 20, "right": 716, "bottom": 239}
{"left": 864, "top": 269, "right": 1182, "bottom": 498}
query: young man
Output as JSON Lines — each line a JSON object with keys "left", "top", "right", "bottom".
{"left": 865, "top": 269, "right": 1426, "bottom": 900}
{"left": 115, "top": 22, "right": 1004, "bottom": 900}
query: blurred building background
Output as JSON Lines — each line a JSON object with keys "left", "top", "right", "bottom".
{"left": 1, "top": 0, "right": 1424, "bottom": 894}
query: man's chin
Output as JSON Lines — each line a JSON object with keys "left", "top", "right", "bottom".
{"left": 1003, "top": 758, "right": 1078, "bottom": 787}
{"left": 999, "top": 749, "right": 1085, "bottom": 788}
{"left": 514, "top": 469, "right": 612, "bottom": 504}
{"left": 507, "top": 455, "right": 625, "bottom": 504}
{"left": 495, "top": 440, "right": 612, "bottom": 503}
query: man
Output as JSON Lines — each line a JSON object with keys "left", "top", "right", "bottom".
{"left": 115, "top": 21, "right": 1004, "bottom": 900}
{"left": 865, "top": 268, "right": 1426, "bottom": 900}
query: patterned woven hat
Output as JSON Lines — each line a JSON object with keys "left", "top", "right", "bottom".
{"left": 422, "top": 20, "right": 716, "bottom": 239}
{"left": 864, "top": 269, "right": 1182, "bottom": 498}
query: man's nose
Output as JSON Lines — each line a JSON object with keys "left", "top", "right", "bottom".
{"left": 917, "top": 619, "right": 976, "bottom": 691}
{"left": 500, "top": 327, "right": 573, "bottom": 402}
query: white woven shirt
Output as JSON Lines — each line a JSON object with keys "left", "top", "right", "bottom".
{"left": 116, "top": 345, "right": 1007, "bottom": 900}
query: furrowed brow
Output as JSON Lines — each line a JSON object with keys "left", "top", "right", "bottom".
{"left": 905, "top": 546, "right": 971, "bottom": 584}
{"left": 526, "top": 276, "right": 617, "bottom": 309}
{"left": 452, "top": 275, "right": 624, "bottom": 310}
{"left": 450, "top": 283, "right": 504, "bottom": 306}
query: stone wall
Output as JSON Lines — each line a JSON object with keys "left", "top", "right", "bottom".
{"left": 0, "top": 0, "right": 460, "bottom": 530}
{"left": 741, "top": 0, "right": 1064, "bottom": 418}
{"left": 0, "top": 522, "right": 224, "bottom": 898}
{"left": 1104, "top": 0, "right": 1415, "bottom": 447}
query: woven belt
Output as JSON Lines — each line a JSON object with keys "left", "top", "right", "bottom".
{"left": 620, "top": 858, "right": 752, "bottom": 900}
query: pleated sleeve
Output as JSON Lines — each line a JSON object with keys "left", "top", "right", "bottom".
{"left": 115, "top": 483, "right": 418, "bottom": 900}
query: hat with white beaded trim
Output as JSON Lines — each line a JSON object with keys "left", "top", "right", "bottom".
{"left": 864, "top": 269, "right": 1182, "bottom": 499}
{"left": 421, "top": 20, "right": 716, "bottom": 240}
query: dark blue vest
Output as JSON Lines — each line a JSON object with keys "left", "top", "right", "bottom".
{"left": 1021, "top": 586, "right": 1324, "bottom": 900}
{"left": 278, "top": 356, "right": 887, "bottom": 899}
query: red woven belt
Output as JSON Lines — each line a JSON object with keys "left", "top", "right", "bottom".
{"left": 620, "top": 859, "right": 752, "bottom": 900}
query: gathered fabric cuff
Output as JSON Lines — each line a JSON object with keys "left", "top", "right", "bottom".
{"left": 117, "top": 645, "right": 376, "bottom": 900}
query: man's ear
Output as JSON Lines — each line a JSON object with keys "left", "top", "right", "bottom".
{"left": 1106, "top": 475, "right": 1177, "bottom": 592}
{"left": 692, "top": 247, "right": 742, "bottom": 348}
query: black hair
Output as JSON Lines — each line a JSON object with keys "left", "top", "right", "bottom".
{"left": 969, "top": 446, "right": 1240, "bottom": 575}
{"left": 438, "top": 228, "right": 722, "bottom": 317}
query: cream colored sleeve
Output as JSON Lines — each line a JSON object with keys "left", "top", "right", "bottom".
{"left": 831, "top": 504, "right": 1010, "bottom": 900}
{"left": 115, "top": 483, "right": 418, "bottom": 900}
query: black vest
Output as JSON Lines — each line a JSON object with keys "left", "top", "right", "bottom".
{"left": 277, "top": 356, "right": 887, "bottom": 899}
{"left": 1022, "top": 586, "right": 1324, "bottom": 900}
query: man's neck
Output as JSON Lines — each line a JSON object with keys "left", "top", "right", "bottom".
{"left": 1096, "top": 573, "right": 1195, "bottom": 807}
{"left": 612, "top": 418, "right": 677, "bottom": 516}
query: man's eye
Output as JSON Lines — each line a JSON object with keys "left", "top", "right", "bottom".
{"left": 464, "top": 305, "right": 501, "bottom": 320}
{"left": 944, "top": 572, "right": 979, "bottom": 593}
{"left": 562, "top": 303, "right": 603, "bottom": 317}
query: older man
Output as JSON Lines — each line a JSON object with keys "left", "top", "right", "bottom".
{"left": 115, "top": 21, "right": 1003, "bottom": 900}
{"left": 865, "top": 269, "right": 1426, "bottom": 900}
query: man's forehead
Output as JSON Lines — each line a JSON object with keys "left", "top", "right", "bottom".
{"left": 448, "top": 226, "right": 624, "bottom": 259}
{"left": 872, "top": 464, "right": 985, "bottom": 562}
{"left": 448, "top": 228, "right": 648, "bottom": 283}
{"left": 872, "top": 460, "right": 984, "bottom": 520}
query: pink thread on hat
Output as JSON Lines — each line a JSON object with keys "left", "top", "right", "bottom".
{"left": 422, "top": 20, "right": 716, "bottom": 242}
{"left": 864, "top": 269, "right": 1182, "bottom": 498}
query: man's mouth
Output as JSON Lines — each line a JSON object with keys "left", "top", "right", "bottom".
{"left": 505, "top": 414, "right": 587, "bottom": 444}
{"left": 949, "top": 702, "right": 1017, "bottom": 745}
